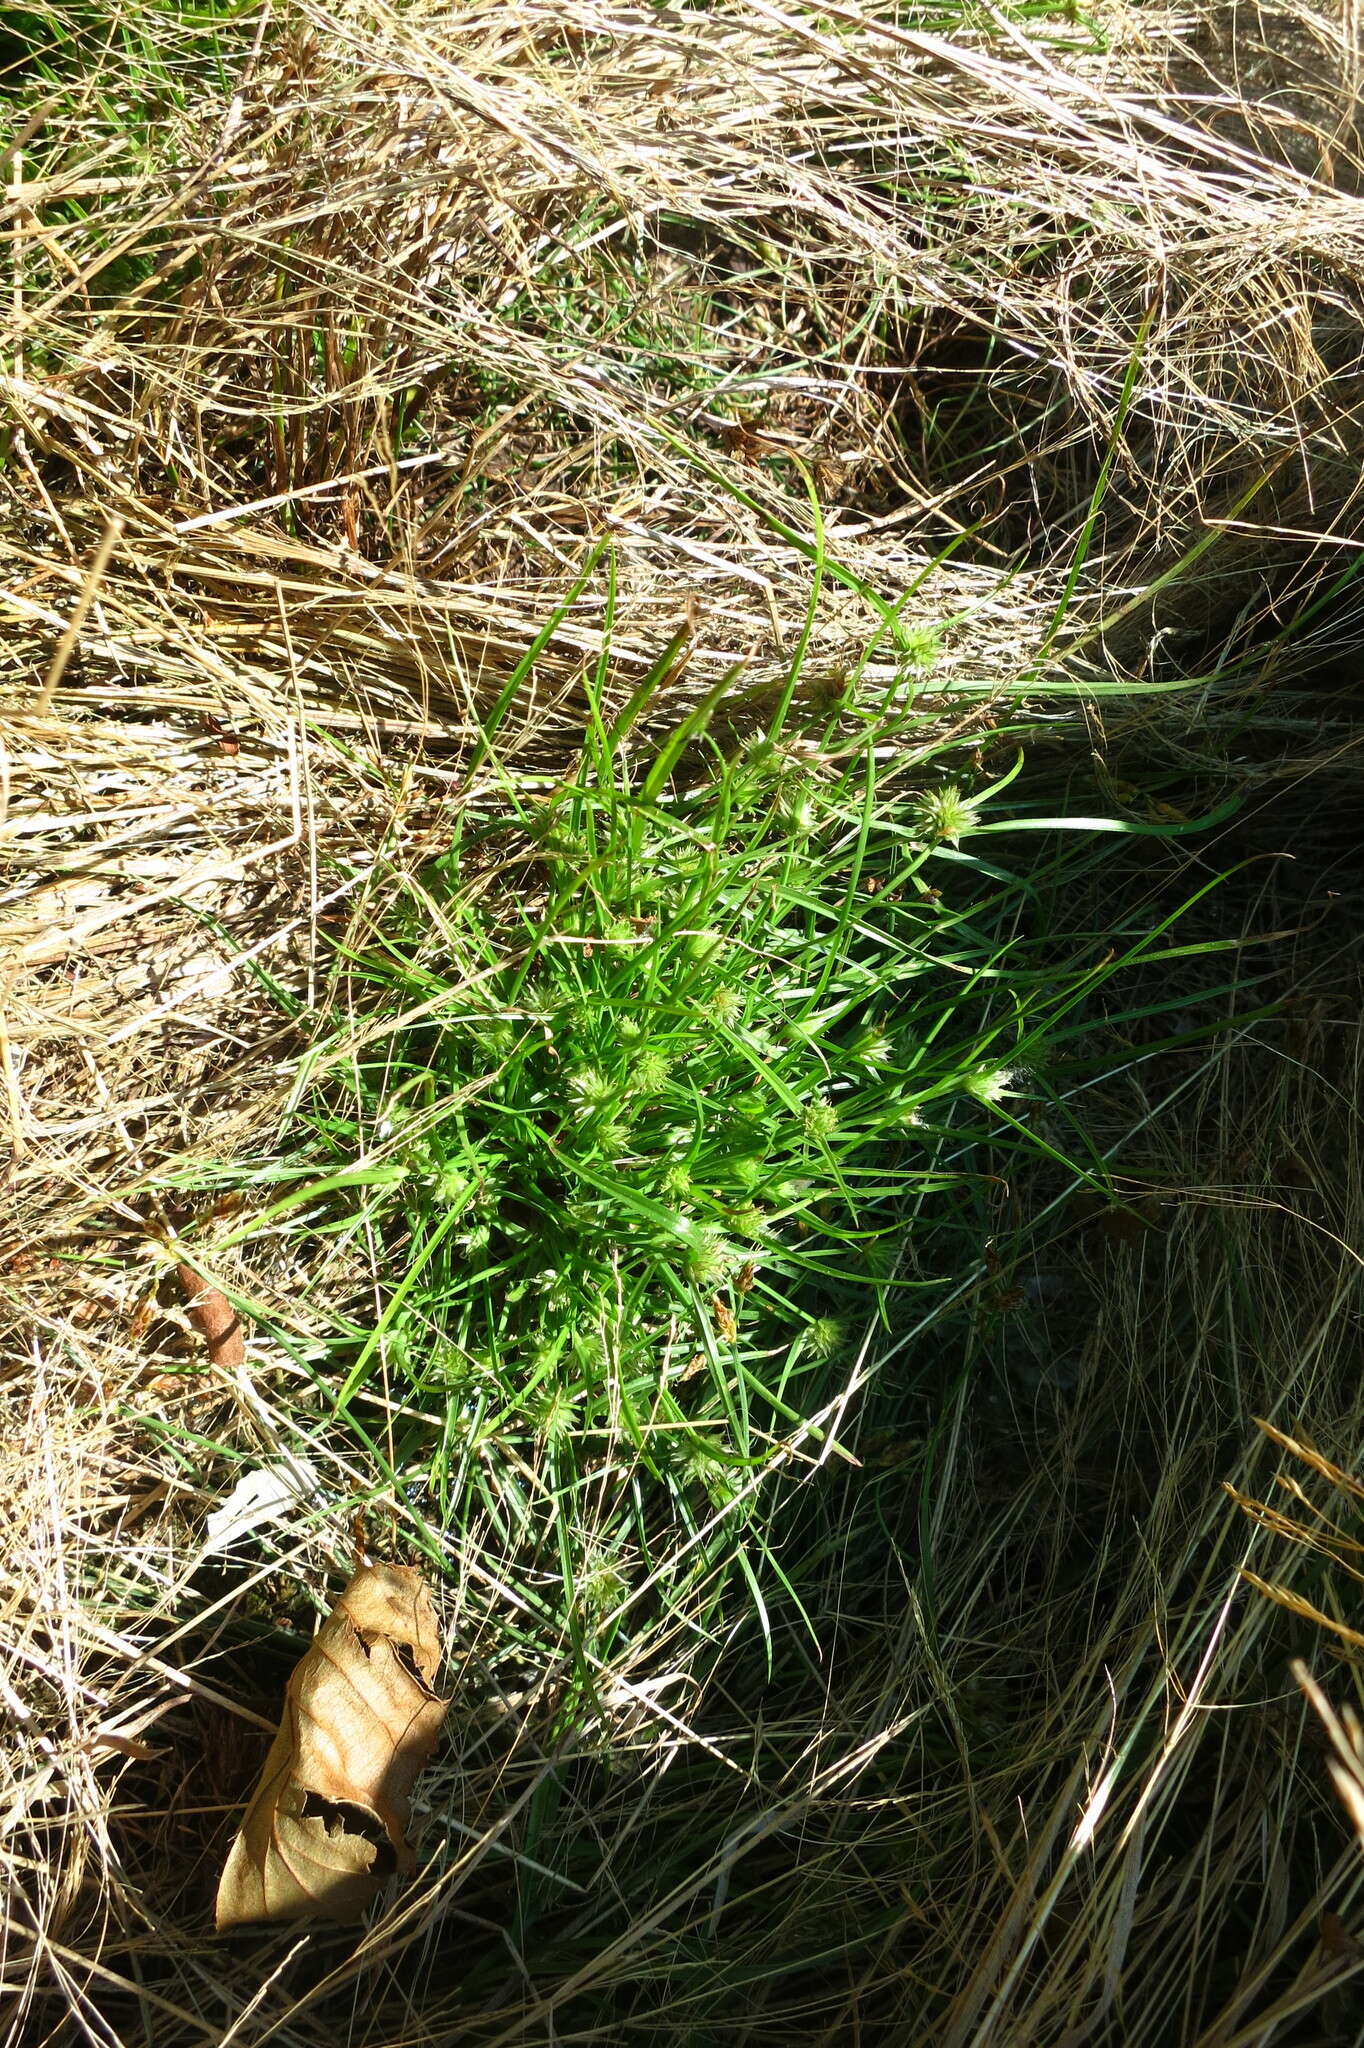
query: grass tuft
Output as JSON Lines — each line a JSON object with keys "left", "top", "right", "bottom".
{"left": 179, "top": 667, "right": 1183, "bottom": 1692}
{"left": 5, "top": 0, "right": 1364, "bottom": 2041}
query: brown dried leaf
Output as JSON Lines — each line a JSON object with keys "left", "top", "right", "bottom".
{"left": 177, "top": 1263, "right": 245, "bottom": 1369}
{"left": 214, "top": 1564, "right": 448, "bottom": 1929}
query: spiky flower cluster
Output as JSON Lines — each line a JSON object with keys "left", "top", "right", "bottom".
{"left": 913, "top": 783, "right": 981, "bottom": 847}
{"left": 802, "top": 1094, "right": 840, "bottom": 1144}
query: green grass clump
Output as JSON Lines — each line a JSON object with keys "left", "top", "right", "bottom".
{"left": 205, "top": 651, "right": 1178, "bottom": 1675}
{"left": 0, "top": 0, "right": 248, "bottom": 92}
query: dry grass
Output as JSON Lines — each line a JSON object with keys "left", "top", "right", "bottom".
{"left": 7, "top": 0, "right": 1364, "bottom": 1197}
{"left": 908, "top": 977, "right": 1364, "bottom": 2046}
{"left": 8, "top": 984, "right": 1354, "bottom": 2045}
{"left": 6, "top": 0, "right": 1364, "bottom": 2041}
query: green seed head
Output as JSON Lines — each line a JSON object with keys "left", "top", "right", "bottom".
{"left": 434, "top": 1160, "right": 472, "bottom": 1206}
{"left": 677, "top": 1440, "right": 735, "bottom": 1506}
{"left": 965, "top": 1066, "right": 1014, "bottom": 1107}
{"left": 849, "top": 1019, "right": 895, "bottom": 1068}
{"left": 532, "top": 1384, "right": 580, "bottom": 1448}
{"left": 683, "top": 1225, "right": 732, "bottom": 1290}
{"left": 702, "top": 985, "right": 742, "bottom": 1027}
{"left": 913, "top": 783, "right": 980, "bottom": 848}
{"left": 804, "top": 1314, "right": 846, "bottom": 1362}
{"left": 730, "top": 1203, "right": 768, "bottom": 1240}
{"left": 566, "top": 1064, "right": 616, "bottom": 1119}
{"left": 801, "top": 1095, "right": 840, "bottom": 1144}
{"left": 430, "top": 1345, "right": 470, "bottom": 1390}
{"left": 577, "top": 1550, "right": 628, "bottom": 1617}
{"left": 739, "top": 735, "right": 782, "bottom": 784}
{"left": 478, "top": 1018, "right": 516, "bottom": 1059}
{"left": 899, "top": 623, "right": 943, "bottom": 671}
{"left": 630, "top": 1047, "right": 671, "bottom": 1095}
{"left": 776, "top": 780, "right": 819, "bottom": 835}
{"left": 555, "top": 996, "right": 593, "bottom": 1037}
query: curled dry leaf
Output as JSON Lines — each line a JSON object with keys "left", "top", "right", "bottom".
{"left": 176, "top": 1262, "right": 245, "bottom": 1369}
{"left": 215, "top": 1563, "right": 449, "bottom": 1929}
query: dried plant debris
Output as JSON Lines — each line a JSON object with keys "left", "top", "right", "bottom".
{"left": 177, "top": 1264, "right": 246, "bottom": 1371}
{"left": 203, "top": 1460, "right": 322, "bottom": 1558}
{"left": 1296, "top": 1662, "right": 1364, "bottom": 1855}
{"left": 215, "top": 1564, "right": 448, "bottom": 1929}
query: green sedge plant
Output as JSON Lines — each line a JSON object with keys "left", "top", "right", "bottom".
{"left": 168, "top": 589, "right": 1239, "bottom": 1690}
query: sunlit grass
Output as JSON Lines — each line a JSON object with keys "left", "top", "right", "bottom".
{"left": 7, "top": 0, "right": 1364, "bottom": 2040}
{"left": 153, "top": 604, "right": 1235, "bottom": 1708}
